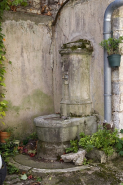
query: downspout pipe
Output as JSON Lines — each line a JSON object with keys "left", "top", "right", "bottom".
{"left": 104, "top": 0, "right": 123, "bottom": 123}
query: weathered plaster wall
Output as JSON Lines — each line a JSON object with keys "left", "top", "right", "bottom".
{"left": 53, "top": 0, "right": 114, "bottom": 119}
{"left": 2, "top": 0, "right": 123, "bottom": 138}
{"left": 1, "top": 12, "right": 54, "bottom": 138}
{"left": 112, "top": 7, "right": 123, "bottom": 130}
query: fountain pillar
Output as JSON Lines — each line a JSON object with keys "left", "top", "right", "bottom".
{"left": 34, "top": 39, "right": 98, "bottom": 160}
{"left": 60, "top": 40, "right": 93, "bottom": 117}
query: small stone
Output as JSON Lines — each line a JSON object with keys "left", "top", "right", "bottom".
{"left": 86, "top": 148, "right": 118, "bottom": 163}
{"left": 61, "top": 149, "right": 86, "bottom": 166}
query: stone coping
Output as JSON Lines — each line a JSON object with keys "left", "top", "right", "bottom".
{"left": 3, "top": 11, "right": 53, "bottom": 24}
{"left": 34, "top": 114, "right": 87, "bottom": 128}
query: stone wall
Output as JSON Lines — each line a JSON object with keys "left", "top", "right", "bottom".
{"left": 112, "top": 7, "right": 123, "bottom": 131}
{"left": 1, "top": 11, "right": 54, "bottom": 138}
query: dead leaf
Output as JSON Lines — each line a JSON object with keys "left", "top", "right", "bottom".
{"left": 10, "top": 5, "right": 17, "bottom": 12}
{"left": 41, "top": 6, "right": 45, "bottom": 13}
{"left": 47, "top": 11, "right": 52, "bottom": 16}
{"left": 22, "top": 171, "right": 26, "bottom": 175}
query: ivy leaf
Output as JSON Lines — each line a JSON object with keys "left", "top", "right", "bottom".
{"left": 0, "top": 51, "right": 5, "bottom": 55}
{"left": 0, "top": 111, "right": 5, "bottom": 116}
{"left": 115, "top": 142, "right": 122, "bottom": 149}
{"left": 0, "top": 83, "right": 6, "bottom": 86}
{"left": 120, "top": 129, "right": 123, "bottom": 133}
{"left": 119, "top": 151, "right": 123, "bottom": 156}
{"left": 2, "top": 121, "right": 5, "bottom": 125}
{"left": 21, "top": 2, "right": 28, "bottom": 6}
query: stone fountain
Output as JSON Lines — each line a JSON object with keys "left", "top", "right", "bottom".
{"left": 34, "top": 39, "right": 98, "bottom": 160}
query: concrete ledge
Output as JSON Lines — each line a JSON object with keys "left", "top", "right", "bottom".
{"left": 3, "top": 11, "right": 53, "bottom": 24}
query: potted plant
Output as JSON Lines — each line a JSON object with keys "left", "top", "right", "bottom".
{"left": 0, "top": 127, "right": 12, "bottom": 143}
{"left": 99, "top": 36, "right": 123, "bottom": 67}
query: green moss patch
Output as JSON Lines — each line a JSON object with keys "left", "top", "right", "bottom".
{"left": 62, "top": 39, "right": 93, "bottom": 53}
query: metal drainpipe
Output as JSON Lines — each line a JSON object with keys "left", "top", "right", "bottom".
{"left": 104, "top": 0, "right": 123, "bottom": 123}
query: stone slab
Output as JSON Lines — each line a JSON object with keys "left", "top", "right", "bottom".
{"left": 61, "top": 149, "right": 86, "bottom": 165}
{"left": 86, "top": 148, "right": 118, "bottom": 163}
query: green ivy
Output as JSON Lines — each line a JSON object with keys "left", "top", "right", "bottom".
{"left": 0, "top": 1, "right": 8, "bottom": 125}
{"left": 0, "top": 0, "right": 27, "bottom": 125}
{"left": 0, "top": 139, "right": 19, "bottom": 174}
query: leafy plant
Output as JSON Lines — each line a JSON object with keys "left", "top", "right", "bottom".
{"left": 115, "top": 130, "right": 123, "bottom": 156}
{"left": 79, "top": 132, "right": 94, "bottom": 152}
{"left": 36, "top": 177, "right": 42, "bottom": 182}
{"left": 66, "top": 139, "right": 79, "bottom": 153}
{"left": 0, "top": 139, "right": 19, "bottom": 174}
{"left": 0, "top": 140, "right": 18, "bottom": 161}
{"left": 23, "top": 132, "right": 38, "bottom": 145}
{"left": 99, "top": 36, "right": 123, "bottom": 55}
{"left": 115, "top": 138, "right": 123, "bottom": 156}
{"left": 83, "top": 158, "right": 90, "bottom": 165}
{"left": 7, "top": 164, "right": 19, "bottom": 174}
{"left": 66, "top": 127, "right": 119, "bottom": 156}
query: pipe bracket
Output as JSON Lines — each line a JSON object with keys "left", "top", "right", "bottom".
{"left": 104, "top": 94, "right": 112, "bottom": 96}
{"left": 103, "top": 31, "right": 113, "bottom": 35}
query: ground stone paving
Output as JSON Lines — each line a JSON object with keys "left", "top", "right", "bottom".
{"left": 4, "top": 174, "right": 41, "bottom": 185}
{"left": 3, "top": 156, "right": 123, "bottom": 185}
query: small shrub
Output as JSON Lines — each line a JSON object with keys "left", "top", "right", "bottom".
{"left": 66, "top": 126, "right": 119, "bottom": 156}
{"left": 0, "top": 139, "right": 19, "bottom": 174}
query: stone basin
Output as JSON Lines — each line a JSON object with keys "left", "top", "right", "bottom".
{"left": 34, "top": 114, "right": 97, "bottom": 160}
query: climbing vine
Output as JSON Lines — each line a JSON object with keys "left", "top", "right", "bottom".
{"left": 0, "top": 0, "right": 9, "bottom": 124}
{"left": 0, "top": 0, "right": 27, "bottom": 125}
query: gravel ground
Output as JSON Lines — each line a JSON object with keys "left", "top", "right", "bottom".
{"left": 4, "top": 174, "right": 41, "bottom": 185}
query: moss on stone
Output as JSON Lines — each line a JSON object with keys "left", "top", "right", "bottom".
{"left": 94, "top": 164, "right": 121, "bottom": 184}
{"left": 7, "top": 101, "right": 21, "bottom": 115}
{"left": 7, "top": 89, "right": 54, "bottom": 114}
{"left": 5, "top": 89, "right": 54, "bottom": 139}
{"left": 61, "top": 39, "right": 93, "bottom": 53}
{"left": 70, "top": 45, "right": 78, "bottom": 51}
